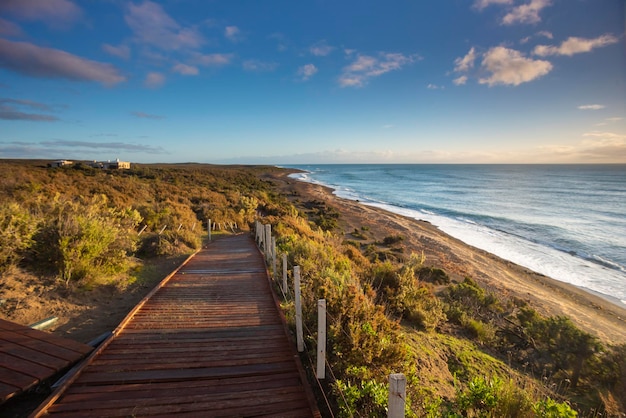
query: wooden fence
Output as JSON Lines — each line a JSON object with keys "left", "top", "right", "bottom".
{"left": 254, "top": 220, "right": 407, "bottom": 418}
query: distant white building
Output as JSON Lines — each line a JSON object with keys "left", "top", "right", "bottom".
{"left": 90, "top": 159, "right": 131, "bottom": 170}
{"left": 48, "top": 160, "right": 73, "bottom": 167}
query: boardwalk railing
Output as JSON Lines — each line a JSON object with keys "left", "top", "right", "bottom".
{"left": 254, "top": 220, "right": 407, "bottom": 418}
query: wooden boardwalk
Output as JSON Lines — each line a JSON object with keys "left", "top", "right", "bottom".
{"left": 0, "top": 320, "right": 92, "bottom": 403}
{"left": 33, "top": 234, "right": 320, "bottom": 417}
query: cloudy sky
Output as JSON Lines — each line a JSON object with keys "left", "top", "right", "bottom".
{"left": 0, "top": 0, "right": 624, "bottom": 164}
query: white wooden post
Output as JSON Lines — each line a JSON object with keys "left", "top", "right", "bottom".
{"left": 177, "top": 223, "right": 183, "bottom": 231}
{"left": 138, "top": 225, "right": 148, "bottom": 235}
{"left": 282, "top": 253, "right": 288, "bottom": 296}
{"left": 264, "top": 224, "right": 272, "bottom": 260}
{"left": 317, "top": 299, "right": 326, "bottom": 379}
{"left": 294, "top": 266, "right": 304, "bottom": 352}
{"left": 159, "top": 225, "right": 167, "bottom": 235}
{"left": 208, "top": 219, "right": 212, "bottom": 242}
{"left": 271, "top": 237, "right": 277, "bottom": 279}
{"left": 388, "top": 373, "right": 406, "bottom": 418}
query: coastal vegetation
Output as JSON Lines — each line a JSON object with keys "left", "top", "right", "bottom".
{"left": 0, "top": 160, "right": 624, "bottom": 417}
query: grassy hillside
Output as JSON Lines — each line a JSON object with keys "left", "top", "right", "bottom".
{"left": 0, "top": 160, "right": 624, "bottom": 417}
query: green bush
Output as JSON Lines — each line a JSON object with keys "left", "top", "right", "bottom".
{"left": 0, "top": 201, "right": 37, "bottom": 271}
{"left": 34, "top": 195, "right": 141, "bottom": 286}
{"left": 532, "top": 397, "right": 578, "bottom": 417}
{"left": 334, "top": 378, "right": 388, "bottom": 418}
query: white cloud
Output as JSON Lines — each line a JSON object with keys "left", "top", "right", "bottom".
{"left": 579, "top": 132, "right": 626, "bottom": 161}
{"left": 427, "top": 84, "right": 444, "bottom": 90}
{"left": 172, "top": 63, "right": 198, "bottom": 75}
{"left": 310, "top": 42, "right": 334, "bottom": 57}
{"left": 102, "top": 43, "right": 130, "bottom": 60}
{"left": 0, "top": 0, "right": 82, "bottom": 29}
{"left": 473, "top": 0, "right": 513, "bottom": 10}
{"left": 125, "top": 1, "right": 204, "bottom": 51}
{"left": 192, "top": 53, "right": 234, "bottom": 67}
{"left": 502, "top": 0, "right": 551, "bottom": 25}
{"left": 534, "top": 34, "right": 618, "bottom": 57}
{"left": 479, "top": 46, "right": 552, "bottom": 86}
{"left": 578, "top": 104, "right": 605, "bottom": 110}
{"left": 144, "top": 72, "right": 165, "bottom": 88}
{"left": 297, "top": 64, "right": 318, "bottom": 81}
{"left": 454, "top": 47, "right": 476, "bottom": 72}
{"left": 453, "top": 75, "right": 468, "bottom": 86}
{"left": 225, "top": 26, "right": 244, "bottom": 43}
{"left": 0, "top": 38, "right": 125, "bottom": 86}
{"left": 242, "top": 60, "right": 278, "bottom": 72}
{"left": 339, "top": 52, "right": 418, "bottom": 88}
{"left": 537, "top": 31, "right": 553, "bottom": 39}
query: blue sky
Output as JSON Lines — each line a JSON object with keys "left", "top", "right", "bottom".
{"left": 0, "top": 0, "right": 624, "bottom": 164}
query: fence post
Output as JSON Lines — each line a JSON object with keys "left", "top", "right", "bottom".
{"left": 388, "top": 373, "right": 406, "bottom": 418}
{"left": 294, "top": 266, "right": 304, "bottom": 352}
{"left": 264, "top": 224, "right": 272, "bottom": 260}
{"left": 317, "top": 299, "right": 326, "bottom": 379}
{"left": 282, "top": 253, "right": 288, "bottom": 296}
{"left": 271, "top": 237, "right": 277, "bottom": 280}
{"left": 138, "top": 225, "right": 148, "bottom": 236}
{"left": 208, "top": 218, "right": 212, "bottom": 242}
{"left": 159, "top": 225, "right": 167, "bottom": 235}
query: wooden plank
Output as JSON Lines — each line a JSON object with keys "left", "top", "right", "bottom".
{"left": 32, "top": 235, "right": 320, "bottom": 417}
{"left": 63, "top": 374, "right": 301, "bottom": 403}
{"left": 76, "top": 360, "right": 298, "bottom": 384}
{"left": 0, "top": 330, "right": 86, "bottom": 361}
{"left": 0, "top": 320, "right": 92, "bottom": 355}
{"left": 0, "top": 319, "right": 92, "bottom": 403}
{"left": 0, "top": 353, "right": 56, "bottom": 379}
{"left": 48, "top": 388, "right": 308, "bottom": 415}
{"left": 0, "top": 340, "right": 71, "bottom": 369}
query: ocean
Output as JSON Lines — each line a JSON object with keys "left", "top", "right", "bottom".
{"left": 287, "top": 164, "right": 626, "bottom": 307}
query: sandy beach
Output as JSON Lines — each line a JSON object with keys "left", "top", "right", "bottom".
{"left": 268, "top": 170, "right": 626, "bottom": 346}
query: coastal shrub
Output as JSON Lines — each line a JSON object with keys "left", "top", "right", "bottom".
{"left": 516, "top": 308, "right": 601, "bottom": 389}
{"left": 447, "top": 376, "right": 536, "bottom": 418}
{"left": 443, "top": 277, "right": 503, "bottom": 323}
{"left": 0, "top": 201, "right": 37, "bottom": 272}
{"left": 382, "top": 234, "right": 404, "bottom": 246}
{"left": 465, "top": 318, "right": 497, "bottom": 345}
{"left": 532, "top": 397, "right": 578, "bottom": 417}
{"left": 334, "top": 378, "right": 388, "bottom": 418}
{"left": 455, "top": 376, "right": 501, "bottom": 415}
{"left": 138, "top": 229, "right": 201, "bottom": 257}
{"left": 33, "top": 195, "right": 141, "bottom": 286}
{"left": 418, "top": 266, "right": 450, "bottom": 285}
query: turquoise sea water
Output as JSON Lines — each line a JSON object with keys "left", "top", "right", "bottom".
{"left": 288, "top": 164, "right": 626, "bottom": 307}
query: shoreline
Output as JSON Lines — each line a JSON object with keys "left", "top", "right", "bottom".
{"left": 268, "top": 169, "right": 626, "bottom": 345}
{"left": 288, "top": 170, "right": 626, "bottom": 310}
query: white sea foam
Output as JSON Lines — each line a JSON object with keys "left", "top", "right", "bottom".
{"left": 289, "top": 169, "right": 626, "bottom": 307}
{"left": 366, "top": 201, "right": 626, "bottom": 307}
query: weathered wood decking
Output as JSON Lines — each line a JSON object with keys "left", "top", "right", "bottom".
{"left": 0, "top": 320, "right": 92, "bottom": 403}
{"left": 32, "top": 234, "right": 320, "bottom": 417}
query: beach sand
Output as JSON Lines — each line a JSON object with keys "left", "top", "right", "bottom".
{"left": 267, "top": 170, "right": 626, "bottom": 346}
